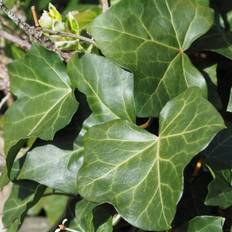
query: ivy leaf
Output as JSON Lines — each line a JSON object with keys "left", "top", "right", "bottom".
{"left": 68, "top": 54, "right": 135, "bottom": 123}
{"left": 2, "top": 182, "right": 45, "bottom": 232}
{"left": 91, "top": 0, "right": 213, "bottom": 116}
{"left": 176, "top": 216, "right": 225, "bottom": 232}
{"left": 193, "top": 27, "right": 232, "bottom": 60}
{"left": 4, "top": 45, "right": 78, "bottom": 154}
{"left": 70, "top": 200, "right": 98, "bottom": 232}
{"left": 68, "top": 54, "right": 135, "bottom": 146}
{"left": 77, "top": 88, "right": 224, "bottom": 231}
{"left": 18, "top": 145, "right": 83, "bottom": 194}
{"left": 204, "top": 126, "right": 232, "bottom": 170}
{"left": 227, "top": 89, "right": 232, "bottom": 112}
{"left": 96, "top": 217, "right": 113, "bottom": 232}
{"left": 205, "top": 168, "right": 232, "bottom": 209}
{"left": 203, "top": 64, "right": 222, "bottom": 110}
{"left": 28, "top": 190, "right": 69, "bottom": 225}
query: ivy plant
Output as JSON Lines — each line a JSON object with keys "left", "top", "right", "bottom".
{"left": 0, "top": 0, "right": 232, "bottom": 232}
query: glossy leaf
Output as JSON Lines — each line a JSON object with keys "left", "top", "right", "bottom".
{"left": 177, "top": 216, "right": 225, "bottom": 232}
{"left": 4, "top": 45, "right": 78, "bottom": 154}
{"left": 68, "top": 54, "right": 136, "bottom": 146}
{"left": 68, "top": 54, "right": 135, "bottom": 123}
{"left": 18, "top": 145, "right": 83, "bottom": 194}
{"left": 204, "top": 126, "right": 232, "bottom": 170}
{"left": 77, "top": 88, "right": 224, "bottom": 231}
{"left": 91, "top": 0, "right": 213, "bottom": 116}
{"left": 205, "top": 168, "right": 232, "bottom": 209}
{"left": 2, "top": 182, "right": 45, "bottom": 232}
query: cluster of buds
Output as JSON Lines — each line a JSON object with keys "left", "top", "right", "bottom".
{"left": 39, "top": 3, "right": 84, "bottom": 51}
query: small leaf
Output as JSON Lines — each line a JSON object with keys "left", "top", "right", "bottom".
{"left": 2, "top": 182, "right": 45, "bottom": 232}
{"left": 227, "top": 89, "right": 232, "bottom": 112}
{"left": 96, "top": 217, "right": 113, "bottom": 232}
{"left": 205, "top": 168, "right": 232, "bottom": 209}
{"left": 91, "top": 0, "right": 213, "bottom": 116}
{"left": 77, "top": 88, "right": 224, "bottom": 231}
{"left": 176, "top": 216, "right": 225, "bottom": 232}
{"left": 4, "top": 45, "right": 78, "bottom": 154}
{"left": 70, "top": 200, "right": 98, "bottom": 232}
{"left": 18, "top": 145, "right": 83, "bottom": 194}
{"left": 193, "top": 27, "right": 232, "bottom": 60}
{"left": 204, "top": 126, "right": 232, "bottom": 170}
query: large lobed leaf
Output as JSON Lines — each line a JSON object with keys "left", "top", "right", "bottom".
{"left": 68, "top": 54, "right": 135, "bottom": 145}
{"left": 4, "top": 45, "right": 78, "bottom": 154}
{"left": 91, "top": 0, "right": 213, "bottom": 116}
{"left": 77, "top": 88, "right": 224, "bottom": 231}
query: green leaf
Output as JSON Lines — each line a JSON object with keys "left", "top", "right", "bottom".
{"left": 204, "top": 126, "right": 232, "bottom": 170}
{"left": 0, "top": 167, "right": 10, "bottom": 190}
{"left": 96, "top": 217, "right": 113, "bottom": 232}
{"left": 4, "top": 45, "right": 78, "bottom": 154}
{"left": 91, "top": 0, "right": 213, "bottom": 116}
{"left": 177, "top": 216, "right": 225, "bottom": 232}
{"left": 77, "top": 88, "right": 224, "bottom": 231}
{"left": 68, "top": 54, "right": 135, "bottom": 123}
{"left": 227, "top": 88, "right": 232, "bottom": 112}
{"left": 18, "top": 145, "right": 83, "bottom": 194}
{"left": 70, "top": 200, "right": 98, "bottom": 232}
{"left": 2, "top": 182, "right": 45, "bottom": 232}
{"left": 205, "top": 168, "right": 232, "bottom": 209}
{"left": 68, "top": 54, "right": 135, "bottom": 146}
{"left": 203, "top": 64, "right": 222, "bottom": 110}
{"left": 193, "top": 27, "right": 232, "bottom": 60}
{"left": 29, "top": 190, "right": 69, "bottom": 225}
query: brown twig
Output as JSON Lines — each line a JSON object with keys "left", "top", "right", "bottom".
{"left": 0, "top": 30, "right": 31, "bottom": 50}
{"left": 100, "top": 0, "right": 109, "bottom": 12}
{"left": 139, "top": 118, "right": 152, "bottom": 129}
{"left": 31, "top": 6, "right": 39, "bottom": 27}
{"left": 0, "top": 0, "right": 65, "bottom": 59}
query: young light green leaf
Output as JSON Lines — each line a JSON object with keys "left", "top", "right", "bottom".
{"left": 68, "top": 54, "right": 135, "bottom": 123}
{"left": 176, "top": 216, "right": 225, "bottom": 232}
{"left": 18, "top": 145, "right": 83, "bottom": 194}
{"left": 77, "top": 88, "right": 224, "bottom": 231}
{"left": 205, "top": 168, "right": 232, "bottom": 209}
{"left": 2, "top": 182, "right": 45, "bottom": 232}
{"left": 91, "top": 0, "right": 213, "bottom": 116}
{"left": 4, "top": 45, "right": 78, "bottom": 154}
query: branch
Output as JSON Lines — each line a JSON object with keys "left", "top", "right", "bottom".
{"left": 100, "top": 0, "right": 109, "bottom": 12}
{"left": 0, "top": 30, "right": 31, "bottom": 50}
{"left": 43, "top": 29, "right": 96, "bottom": 46}
{"left": 0, "top": 1, "right": 66, "bottom": 59}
